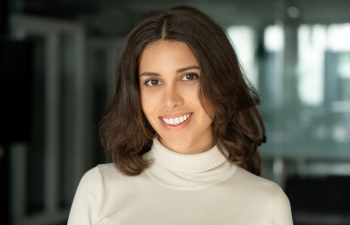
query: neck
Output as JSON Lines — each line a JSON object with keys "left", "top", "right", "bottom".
{"left": 158, "top": 127, "right": 215, "bottom": 154}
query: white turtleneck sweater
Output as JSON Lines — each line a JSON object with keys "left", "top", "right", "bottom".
{"left": 68, "top": 136, "right": 293, "bottom": 225}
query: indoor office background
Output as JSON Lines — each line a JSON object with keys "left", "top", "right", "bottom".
{"left": 0, "top": 0, "right": 349, "bottom": 224}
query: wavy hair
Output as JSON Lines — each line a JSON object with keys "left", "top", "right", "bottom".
{"left": 98, "top": 5, "right": 266, "bottom": 176}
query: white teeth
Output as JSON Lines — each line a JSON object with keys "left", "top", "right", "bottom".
{"left": 162, "top": 113, "right": 192, "bottom": 125}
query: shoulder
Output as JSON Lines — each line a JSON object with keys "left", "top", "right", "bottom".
{"left": 234, "top": 166, "right": 282, "bottom": 195}
{"left": 232, "top": 166, "right": 293, "bottom": 224}
{"left": 78, "top": 163, "right": 120, "bottom": 191}
{"left": 95, "top": 163, "right": 121, "bottom": 178}
{"left": 263, "top": 181, "right": 293, "bottom": 224}
{"left": 68, "top": 163, "right": 118, "bottom": 224}
{"left": 77, "top": 165, "right": 102, "bottom": 191}
{"left": 231, "top": 166, "right": 290, "bottom": 209}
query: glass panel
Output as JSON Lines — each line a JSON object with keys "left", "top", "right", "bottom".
{"left": 58, "top": 32, "right": 76, "bottom": 210}
{"left": 91, "top": 48, "right": 108, "bottom": 166}
{"left": 25, "top": 36, "right": 45, "bottom": 215}
{"left": 227, "top": 26, "right": 258, "bottom": 88}
{"left": 298, "top": 25, "right": 326, "bottom": 106}
{"left": 259, "top": 23, "right": 350, "bottom": 161}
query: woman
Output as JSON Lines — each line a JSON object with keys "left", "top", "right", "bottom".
{"left": 68, "top": 5, "right": 293, "bottom": 225}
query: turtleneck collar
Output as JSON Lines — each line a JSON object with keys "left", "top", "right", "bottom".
{"left": 143, "top": 135, "right": 237, "bottom": 191}
{"left": 151, "top": 135, "right": 229, "bottom": 173}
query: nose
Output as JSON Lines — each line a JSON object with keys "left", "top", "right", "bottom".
{"left": 161, "top": 84, "right": 184, "bottom": 109}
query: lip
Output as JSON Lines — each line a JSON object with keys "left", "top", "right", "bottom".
{"left": 159, "top": 113, "right": 193, "bottom": 131}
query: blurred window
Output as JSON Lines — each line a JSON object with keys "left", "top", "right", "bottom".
{"left": 298, "top": 25, "right": 326, "bottom": 106}
{"left": 264, "top": 25, "right": 284, "bottom": 52}
{"left": 259, "top": 23, "right": 350, "bottom": 161}
{"left": 227, "top": 26, "right": 258, "bottom": 89}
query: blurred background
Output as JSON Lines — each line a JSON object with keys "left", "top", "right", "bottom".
{"left": 0, "top": 0, "right": 349, "bottom": 224}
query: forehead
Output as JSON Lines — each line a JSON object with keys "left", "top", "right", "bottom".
{"left": 139, "top": 40, "right": 199, "bottom": 72}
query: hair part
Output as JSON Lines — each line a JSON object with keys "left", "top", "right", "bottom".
{"left": 98, "top": 5, "right": 266, "bottom": 177}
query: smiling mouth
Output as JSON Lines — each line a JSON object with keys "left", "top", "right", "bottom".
{"left": 160, "top": 113, "right": 193, "bottom": 126}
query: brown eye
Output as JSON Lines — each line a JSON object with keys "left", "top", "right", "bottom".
{"left": 182, "top": 73, "right": 198, "bottom": 81}
{"left": 146, "top": 79, "right": 162, "bottom": 86}
{"left": 186, "top": 74, "right": 194, "bottom": 80}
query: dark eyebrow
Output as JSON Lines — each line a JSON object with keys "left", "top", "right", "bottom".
{"left": 176, "top": 65, "right": 200, "bottom": 73}
{"left": 139, "top": 72, "right": 160, "bottom": 77}
{"left": 139, "top": 65, "right": 200, "bottom": 77}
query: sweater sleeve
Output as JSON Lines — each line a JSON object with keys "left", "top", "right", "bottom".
{"left": 67, "top": 167, "right": 102, "bottom": 225}
{"left": 265, "top": 188, "right": 293, "bottom": 225}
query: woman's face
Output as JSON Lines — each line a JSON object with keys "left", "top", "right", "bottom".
{"left": 139, "top": 40, "right": 215, "bottom": 154}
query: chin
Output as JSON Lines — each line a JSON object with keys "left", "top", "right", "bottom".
{"left": 158, "top": 133, "right": 196, "bottom": 153}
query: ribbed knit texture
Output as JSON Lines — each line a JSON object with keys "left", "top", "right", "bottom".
{"left": 144, "top": 136, "right": 236, "bottom": 190}
{"left": 68, "top": 135, "right": 293, "bottom": 225}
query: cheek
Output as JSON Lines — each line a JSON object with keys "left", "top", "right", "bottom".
{"left": 183, "top": 83, "right": 200, "bottom": 102}
{"left": 184, "top": 85, "right": 209, "bottom": 111}
{"left": 140, "top": 88, "right": 159, "bottom": 120}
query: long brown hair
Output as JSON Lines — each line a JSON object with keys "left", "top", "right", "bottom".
{"left": 98, "top": 5, "right": 266, "bottom": 176}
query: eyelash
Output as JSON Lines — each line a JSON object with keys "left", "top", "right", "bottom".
{"left": 143, "top": 73, "right": 199, "bottom": 87}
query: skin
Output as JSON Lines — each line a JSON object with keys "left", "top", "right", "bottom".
{"left": 139, "top": 40, "right": 216, "bottom": 154}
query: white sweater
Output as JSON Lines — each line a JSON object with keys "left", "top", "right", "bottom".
{"left": 68, "top": 136, "right": 293, "bottom": 225}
